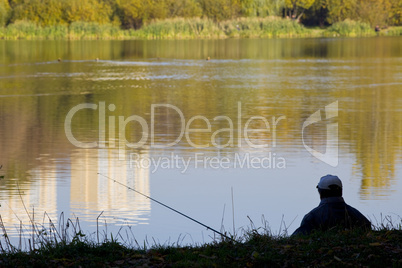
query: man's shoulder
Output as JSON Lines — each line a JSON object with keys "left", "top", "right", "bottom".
{"left": 344, "top": 203, "right": 370, "bottom": 219}
{"left": 303, "top": 198, "right": 346, "bottom": 219}
{"left": 303, "top": 203, "right": 329, "bottom": 218}
{"left": 344, "top": 203, "right": 361, "bottom": 211}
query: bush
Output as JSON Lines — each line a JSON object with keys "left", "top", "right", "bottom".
{"left": 68, "top": 21, "right": 124, "bottom": 39}
{"left": 220, "top": 17, "right": 310, "bottom": 38}
{"left": 4, "top": 20, "right": 40, "bottom": 39}
{"left": 132, "top": 18, "right": 223, "bottom": 39}
{"left": 326, "top": 19, "right": 375, "bottom": 37}
{"left": 382, "top": 26, "right": 402, "bottom": 36}
{"left": 3, "top": 17, "right": 402, "bottom": 40}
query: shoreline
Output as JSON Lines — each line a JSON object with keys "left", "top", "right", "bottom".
{"left": 1, "top": 18, "right": 401, "bottom": 40}
{"left": 0, "top": 229, "right": 401, "bottom": 266}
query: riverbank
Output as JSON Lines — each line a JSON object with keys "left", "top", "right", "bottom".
{"left": 0, "top": 228, "right": 401, "bottom": 267}
{"left": 1, "top": 18, "right": 401, "bottom": 40}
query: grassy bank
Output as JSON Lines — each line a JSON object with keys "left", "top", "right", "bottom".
{"left": 1, "top": 18, "right": 401, "bottom": 40}
{"left": 0, "top": 212, "right": 401, "bottom": 267}
{"left": 0, "top": 21, "right": 128, "bottom": 40}
{"left": 0, "top": 229, "right": 401, "bottom": 267}
{"left": 326, "top": 19, "right": 375, "bottom": 37}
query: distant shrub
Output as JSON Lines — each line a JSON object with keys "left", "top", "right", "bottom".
{"left": 221, "top": 17, "right": 309, "bottom": 38}
{"left": 4, "top": 20, "right": 40, "bottom": 39}
{"left": 132, "top": 18, "right": 223, "bottom": 39}
{"left": 41, "top": 25, "right": 68, "bottom": 39}
{"left": 2, "top": 18, "right": 401, "bottom": 40}
{"left": 68, "top": 21, "right": 125, "bottom": 39}
{"left": 381, "top": 26, "right": 402, "bottom": 36}
{"left": 326, "top": 19, "right": 375, "bottom": 37}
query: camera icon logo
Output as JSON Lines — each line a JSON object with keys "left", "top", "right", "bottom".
{"left": 302, "top": 101, "right": 338, "bottom": 167}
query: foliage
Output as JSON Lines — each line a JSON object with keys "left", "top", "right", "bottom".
{"left": 252, "top": 0, "right": 285, "bottom": 17}
{"left": 165, "top": 0, "right": 203, "bottom": 18}
{"left": 2, "top": 20, "right": 40, "bottom": 39}
{"left": 302, "top": 0, "right": 328, "bottom": 26}
{"left": 221, "top": 16, "right": 309, "bottom": 37}
{"left": 68, "top": 21, "right": 125, "bottom": 39}
{"left": 0, "top": 20, "right": 68, "bottom": 39}
{"left": 0, "top": 20, "right": 127, "bottom": 39}
{"left": 0, "top": 0, "right": 401, "bottom": 39}
{"left": 388, "top": 0, "right": 402, "bottom": 25}
{"left": 324, "top": 0, "right": 357, "bottom": 24}
{"left": 3, "top": 16, "right": 402, "bottom": 40}
{"left": 284, "top": 0, "right": 316, "bottom": 19}
{"left": 1, "top": 0, "right": 401, "bottom": 30}
{"left": 63, "top": 0, "right": 114, "bottom": 24}
{"left": 324, "top": 0, "right": 402, "bottom": 27}
{"left": 384, "top": 25, "right": 402, "bottom": 35}
{"left": 198, "top": 0, "right": 242, "bottom": 21}
{"left": 356, "top": 0, "right": 399, "bottom": 27}
{"left": 0, "top": 0, "right": 10, "bottom": 27}
{"left": 326, "top": 19, "right": 374, "bottom": 36}
{"left": 115, "top": 0, "right": 147, "bottom": 29}
{"left": 11, "top": 0, "right": 66, "bottom": 26}
{"left": 132, "top": 17, "right": 224, "bottom": 38}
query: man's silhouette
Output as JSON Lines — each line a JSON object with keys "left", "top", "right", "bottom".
{"left": 292, "top": 175, "right": 371, "bottom": 236}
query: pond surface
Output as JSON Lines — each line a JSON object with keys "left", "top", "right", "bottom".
{"left": 0, "top": 37, "right": 401, "bottom": 247}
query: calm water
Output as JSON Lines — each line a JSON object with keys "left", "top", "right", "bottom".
{"left": 0, "top": 37, "right": 401, "bottom": 247}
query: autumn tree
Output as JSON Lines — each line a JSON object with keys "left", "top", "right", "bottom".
{"left": 8, "top": 0, "right": 23, "bottom": 8}
{"left": 324, "top": 0, "right": 357, "bottom": 24}
{"left": 243, "top": 0, "right": 285, "bottom": 17}
{"left": 265, "top": 0, "right": 286, "bottom": 16}
{"left": 356, "top": 0, "right": 400, "bottom": 27}
{"left": 63, "top": 0, "right": 113, "bottom": 24}
{"left": 357, "top": 0, "right": 386, "bottom": 26}
{"left": 147, "top": 0, "right": 170, "bottom": 20}
{"left": 116, "top": 0, "right": 147, "bottom": 28}
{"left": 198, "top": 0, "right": 242, "bottom": 21}
{"left": 285, "top": 0, "right": 316, "bottom": 20}
{"left": 239, "top": 0, "right": 254, "bottom": 16}
{"left": 11, "top": 0, "right": 66, "bottom": 26}
{"left": 3, "top": 0, "right": 401, "bottom": 29}
{"left": 162, "top": 0, "right": 202, "bottom": 17}
{"left": 302, "top": 0, "right": 328, "bottom": 26}
{"left": 388, "top": 0, "right": 402, "bottom": 25}
{"left": 0, "top": 0, "right": 10, "bottom": 26}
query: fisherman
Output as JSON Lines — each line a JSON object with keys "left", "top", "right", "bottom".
{"left": 292, "top": 175, "right": 371, "bottom": 236}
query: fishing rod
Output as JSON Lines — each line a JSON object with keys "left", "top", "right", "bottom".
{"left": 97, "top": 173, "right": 234, "bottom": 241}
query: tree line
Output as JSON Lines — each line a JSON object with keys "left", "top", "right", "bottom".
{"left": 0, "top": 0, "right": 400, "bottom": 29}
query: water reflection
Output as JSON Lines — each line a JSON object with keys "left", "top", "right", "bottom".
{"left": 0, "top": 37, "right": 401, "bottom": 244}
{"left": 70, "top": 149, "right": 150, "bottom": 223}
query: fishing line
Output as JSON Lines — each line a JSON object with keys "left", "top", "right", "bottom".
{"left": 98, "top": 173, "right": 233, "bottom": 241}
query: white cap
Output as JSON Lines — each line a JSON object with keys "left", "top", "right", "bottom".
{"left": 317, "top": 175, "right": 342, "bottom": 190}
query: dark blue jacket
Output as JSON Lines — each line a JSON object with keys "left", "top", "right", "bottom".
{"left": 292, "top": 197, "right": 371, "bottom": 236}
